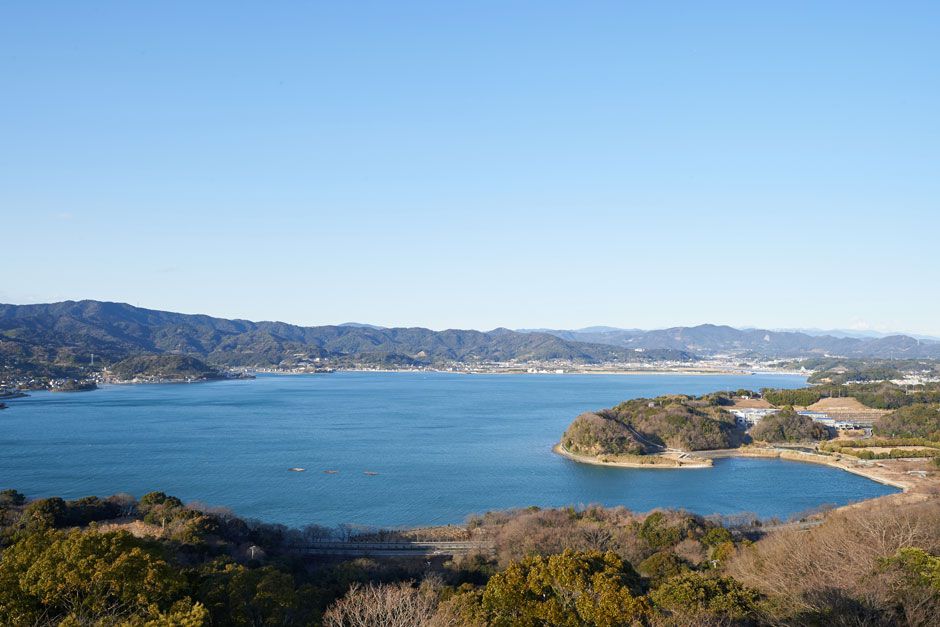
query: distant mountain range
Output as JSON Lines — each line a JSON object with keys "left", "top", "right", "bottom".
{"left": 0, "top": 301, "right": 689, "bottom": 376}
{"left": 518, "top": 325, "right": 940, "bottom": 359}
{"left": 768, "top": 328, "right": 940, "bottom": 342}
{"left": 3, "top": 302, "right": 939, "bottom": 382}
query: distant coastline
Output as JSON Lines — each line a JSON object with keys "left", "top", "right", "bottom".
{"left": 335, "top": 367, "right": 806, "bottom": 377}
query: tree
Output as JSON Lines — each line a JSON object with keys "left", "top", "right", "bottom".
{"left": 875, "top": 403, "right": 940, "bottom": 440}
{"left": 0, "top": 489, "right": 26, "bottom": 528}
{"left": 701, "top": 527, "right": 732, "bottom": 548}
{"left": 122, "top": 599, "right": 209, "bottom": 627}
{"left": 750, "top": 407, "right": 830, "bottom": 443}
{"left": 20, "top": 497, "right": 69, "bottom": 530}
{"left": 139, "top": 491, "right": 184, "bottom": 511}
{"left": 0, "top": 489, "right": 26, "bottom": 507}
{"left": 323, "top": 581, "right": 436, "bottom": 627}
{"left": 138, "top": 492, "right": 190, "bottom": 534}
{"left": 480, "top": 549, "right": 649, "bottom": 626}
{"left": 639, "top": 512, "right": 682, "bottom": 550}
{"left": 196, "top": 562, "right": 303, "bottom": 626}
{"left": 0, "top": 529, "right": 183, "bottom": 624}
{"left": 650, "top": 572, "right": 760, "bottom": 622}
{"left": 878, "top": 547, "right": 940, "bottom": 626}
{"left": 638, "top": 551, "right": 688, "bottom": 586}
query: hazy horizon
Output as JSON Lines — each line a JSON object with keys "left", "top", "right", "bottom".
{"left": 3, "top": 297, "right": 940, "bottom": 340}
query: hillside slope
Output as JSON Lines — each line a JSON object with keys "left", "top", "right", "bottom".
{"left": 0, "top": 301, "right": 692, "bottom": 373}
{"left": 528, "top": 324, "right": 940, "bottom": 359}
{"left": 562, "top": 394, "right": 746, "bottom": 455}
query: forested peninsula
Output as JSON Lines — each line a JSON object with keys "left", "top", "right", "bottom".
{"left": 557, "top": 382, "right": 940, "bottom": 472}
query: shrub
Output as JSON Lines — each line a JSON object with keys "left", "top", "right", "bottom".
{"left": 650, "top": 572, "right": 761, "bottom": 621}
{"left": 0, "top": 489, "right": 26, "bottom": 508}
{"left": 875, "top": 403, "right": 940, "bottom": 440}
{"left": 639, "top": 512, "right": 683, "bottom": 550}
{"left": 639, "top": 550, "right": 688, "bottom": 586}
{"left": 0, "top": 529, "right": 182, "bottom": 624}
{"left": 480, "top": 550, "right": 649, "bottom": 625}
{"left": 562, "top": 412, "right": 645, "bottom": 456}
{"left": 701, "top": 527, "right": 732, "bottom": 548}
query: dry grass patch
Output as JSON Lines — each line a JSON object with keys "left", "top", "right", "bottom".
{"left": 730, "top": 398, "right": 774, "bottom": 409}
{"left": 805, "top": 396, "right": 890, "bottom": 416}
{"left": 96, "top": 518, "right": 164, "bottom": 539}
{"left": 726, "top": 497, "right": 940, "bottom": 624}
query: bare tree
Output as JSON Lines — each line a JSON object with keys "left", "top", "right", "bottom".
{"left": 106, "top": 493, "right": 138, "bottom": 518}
{"left": 323, "top": 582, "right": 436, "bottom": 627}
{"left": 727, "top": 496, "right": 940, "bottom": 622}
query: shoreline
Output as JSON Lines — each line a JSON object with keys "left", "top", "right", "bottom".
{"left": 555, "top": 442, "right": 914, "bottom": 491}
{"left": 553, "top": 443, "right": 713, "bottom": 469}
{"left": 9, "top": 368, "right": 803, "bottom": 392}
{"left": 336, "top": 368, "right": 803, "bottom": 377}
{"left": 696, "top": 447, "right": 913, "bottom": 491}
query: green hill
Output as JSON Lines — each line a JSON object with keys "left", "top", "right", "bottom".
{"left": 562, "top": 394, "right": 745, "bottom": 455}
{"left": 749, "top": 407, "right": 831, "bottom": 443}
{"left": 108, "top": 354, "right": 223, "bottom": 382}
{"left": 874, "top": 403, "right": 940, "bottom": 440}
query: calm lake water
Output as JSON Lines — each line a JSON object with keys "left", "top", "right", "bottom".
{"left": 1, "top": 372, "right": 896, "bottom": 527}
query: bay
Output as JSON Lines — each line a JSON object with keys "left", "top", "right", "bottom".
{"left": 0, "top": 372, "right": 896, "bottom": 527}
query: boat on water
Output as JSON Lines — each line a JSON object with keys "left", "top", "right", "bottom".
{"left": 363, "top": 471, "right": 379, "bottom": 476}
{"left": 323, "top": 469, "right": 339, "bottom": 474}
{"left": 288, "top": 467, "right": 306, "bottom": 472}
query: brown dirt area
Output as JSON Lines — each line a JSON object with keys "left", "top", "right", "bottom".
{"left": 731, "top": 398, "right": 774, "bottom": 409}
{"left": 797, "top": 397, "right": 891, "bottom": 421}
{"left": 808, "top": 397, "right": 870, "bottom": 411}
{"left": 97, "top": 518, "right": 164, "bottom": 539}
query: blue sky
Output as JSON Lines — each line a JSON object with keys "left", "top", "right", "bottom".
{"left": 2, "top": 2, "right": 938, "bottom": 334}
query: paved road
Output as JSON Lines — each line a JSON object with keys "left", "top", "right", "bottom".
{"left": 294, "top": 540, "right": 494, "bottom": 557}
{"left": 742, "top": 519, "right": 824, "bottom": 534}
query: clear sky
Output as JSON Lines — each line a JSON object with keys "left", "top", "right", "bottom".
{"left": 2, "top": 2, "right": 938, "bottom": 334}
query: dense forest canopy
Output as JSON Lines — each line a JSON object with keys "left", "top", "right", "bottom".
{"left": 763, "top": 381, "right": 940, "bottom": 410}
{"left": 759, "top": 380, "right": 940, "bottom": 446}
{"left": 1, "top": 489, "right": 938, "bottom": 625}
{"left": 875, "top": 404, "right": 940, "bottom": 440}
{"left": 108, "top": 354, "right": 224, "bottom": 381}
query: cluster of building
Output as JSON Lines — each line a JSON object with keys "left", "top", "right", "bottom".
{"left": 729, "top": 408, "right": 777, "bottom": 428}
{"left": 729, "top": 406, "right": 872, "bottom": 432}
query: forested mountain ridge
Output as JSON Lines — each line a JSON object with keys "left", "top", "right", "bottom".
{"left": 526, "top": 324, "right": 940, "bottom": 359}
{"left": 0, "top": 300, "right": 690, "bottom": 374}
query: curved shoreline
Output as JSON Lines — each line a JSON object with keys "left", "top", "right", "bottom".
{"left": 553, "top": 443, "right": 713, "bottom": 469}
{"left": 697, "top": 447, "right": 913, "bottom": 491}
{"left": 554, "top": 442, "right": 913, "bottom": 491}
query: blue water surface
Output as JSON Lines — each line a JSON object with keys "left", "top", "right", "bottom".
{"left": 0, "top": 372, "right": 896, "bottom": 527}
